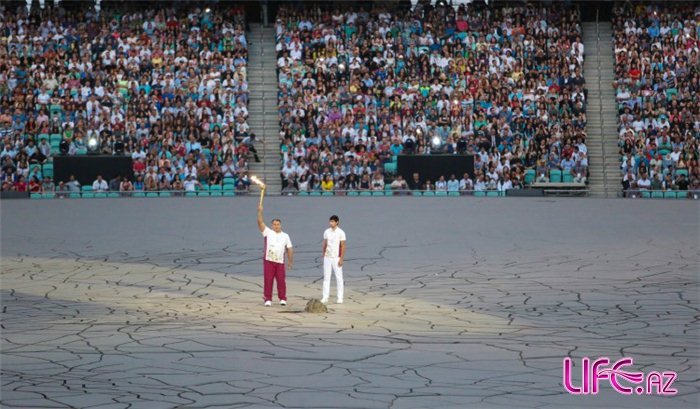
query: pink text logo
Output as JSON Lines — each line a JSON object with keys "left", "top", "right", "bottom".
{"left": 563, "top": 357, "right": 677, "bottom": 395}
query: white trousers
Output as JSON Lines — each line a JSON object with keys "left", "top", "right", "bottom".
{"left": 323, "top": 257, "right": 344, "bottom": 301}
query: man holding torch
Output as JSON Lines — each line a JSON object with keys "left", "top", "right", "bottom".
{"left": 254, "top": 176, "right": 294, "bottom": 306}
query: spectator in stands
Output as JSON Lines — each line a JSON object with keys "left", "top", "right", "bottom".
{"left": 390, "top": 175, "right": 408, "bottom": 193}
{"left": 41, "top": 177, "right": 54, "bottom": 194}
{"left": 637, "top": 173, "right": 652, "bottom": 190}
{"left": 447, "top": 175, "right": 460, "bottom": 193}
{"left": 460, "top": 173, "right": 474, "bottom": 192}
{"left": 15, "top": 176, "right": 27, "bottom": 192}
{"left": 66, "top": 175, "right": 81, "bottom": 193}
{"left": 321, "top": 175, "right": 334, "bottom": 192}
{"left": 370, "top": 173, "right": 385, "bottom": 191}
{"left": 275, "top": 2, "right": 586, "bottom": 191}
{"left": 0, "top": 3, "right": 250, "bottom": 192}
{"left": 109, "top": 175, "right": 121, "bottom": 192}
{"left": 613, "top": 2, "right": 698, "bottom": 195}
{"left": 56, "top": 182, "right": 69, "bottom": 198}
{"left": 408, "top": 173, "right": 422, "bottom": 191}
{"left": 92, "top": 175, "right": 109, "bottom": 192}
{"left": 184, "top": 175, "right": 202, "bottom": 193}
{"left": 28, "top": 176, "right": 41, "bottom": 193}
{"left": 120, "top": 178, "right": 134, "bottom": 196}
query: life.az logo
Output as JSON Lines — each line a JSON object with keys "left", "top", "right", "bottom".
{"left": 563, "top": 357, "right": 678, "bottom": 395}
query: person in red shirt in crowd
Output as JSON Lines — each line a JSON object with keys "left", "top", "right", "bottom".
{"left": 15, "top": 176, "right": 28, "bottom": 192}
{"left": 28, "top": 176, "right": 42, "bottom": 193}
{"left": 133, "top": 157, "right": 147, "bottom": 177}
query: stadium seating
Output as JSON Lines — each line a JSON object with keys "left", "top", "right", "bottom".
{"left": 613, "top": 3, "right": 699, "bottom": 196}
{"left": 275, "top": 2, "right": 587, "bottom": 195}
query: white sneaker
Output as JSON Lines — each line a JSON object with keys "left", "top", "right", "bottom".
{"left": 280, "top": 300, "right": 287, "bottom": 306}
{"left": 336, "top": 299, "right": 343, "bottom": 304}
{"left": 264, "top": 300, "right": 272, "bottom": 307}
{"left": 320, "top": 298, "right": 328, "bottom": 304}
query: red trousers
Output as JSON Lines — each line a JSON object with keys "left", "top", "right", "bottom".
{"left": 263, "top": 260, "right": 286, "bottom": 301}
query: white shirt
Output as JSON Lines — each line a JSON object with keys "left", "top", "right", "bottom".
{"left": 262, "top": 227, "right": 292, "bottom": 264}
{"left": 92, "top": 179, "right": 109, "bottom": 191}
{"left": 323, "top": 227, "right": 346, "bottom": 259}
{"left": 184, "top": 179, "right": 197, "bottom": 191}
{"left": 637, "top": 178, "right": 651, "bottom": 189}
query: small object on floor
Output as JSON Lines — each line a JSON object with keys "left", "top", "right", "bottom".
{"left": 305, "top": 298, "right": 328, "bottom": 313}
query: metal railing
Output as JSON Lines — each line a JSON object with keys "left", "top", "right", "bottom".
{"left": 24, "top": 188, "right": 698, "bottom": 199}
{"left": 28, "top": 189, "right": 700, "bottom": 200}
{"left": 27, "top": 188, "right": 572, "bottom": 199}
{"left": 619, "top": 190, "right": 700, "bottom": 199}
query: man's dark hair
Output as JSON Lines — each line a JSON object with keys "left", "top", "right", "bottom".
{"left": 271, "top": 218, "right": 281, "bottom": 223}
{"left": 329, "top": 215, "right": 339, "bottom": 222}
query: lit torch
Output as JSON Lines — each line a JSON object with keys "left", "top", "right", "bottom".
{"left": 250, "top": 175, "right": 266, "bottom": 206}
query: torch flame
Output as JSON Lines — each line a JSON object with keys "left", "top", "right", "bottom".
{"left": 250, "top": 175, "right": 266, "bottom": 189}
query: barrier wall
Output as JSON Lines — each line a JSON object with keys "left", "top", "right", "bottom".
{"left": 54, "top": 156, "right": 133, "bottom": 185}
{"left": 397, "top": 155, "right": 474, "bottom": 185}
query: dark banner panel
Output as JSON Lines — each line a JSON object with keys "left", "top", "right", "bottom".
{"left": 507, "top": 189, "right": 544, "bottom": 197}
{"left": 398, "top": 155, "right": 474, "bottom": 185}
{"left": 0, "top": 191, "right": 29, "bottom": 199}
{"left": 54, "top": 156, "right": 133, "bottom": 186}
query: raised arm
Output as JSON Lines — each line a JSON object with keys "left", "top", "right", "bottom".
{"left": 257, "top": 203, "right": 266, "bottom": 232}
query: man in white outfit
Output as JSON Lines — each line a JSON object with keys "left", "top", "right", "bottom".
{"left": 322, "top": 215, "right": 346, "bottom": 304}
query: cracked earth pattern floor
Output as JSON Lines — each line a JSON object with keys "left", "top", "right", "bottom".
{"left": 1, "top": 197, "right": 698, "bottom": 408}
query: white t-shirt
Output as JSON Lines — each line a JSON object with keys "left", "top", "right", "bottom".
{"left": 184, "top": 179, "right": 197, "bottom": 191}
{"left": 323, "top": 227, "right": 346, "bottom": 259}
{"left": 262, "top": 227, "right": 292, "bottom": 264}
{"left": 637, "top": 178, "right": 651, "bottom": 189}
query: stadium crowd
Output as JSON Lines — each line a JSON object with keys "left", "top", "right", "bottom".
{"left": 612, "top": 2, "right": 700, "bottom": 195}
{"left": 0, "top": 2, "right": 253, "bottom": 194}
{"left": 275, "top": 1, "right": 589, "bottom": 193}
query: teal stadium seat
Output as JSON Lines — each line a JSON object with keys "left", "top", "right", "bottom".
{"left": 549, "top": 169, "right": 562, "bottom": 183}
{"left": 524, "top": 169, "right": 536, "bottom": 185}
{"left": 42, "top": 163, "right": 53, "bottom": 178}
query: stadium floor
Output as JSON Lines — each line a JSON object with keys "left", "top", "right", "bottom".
{"left": 1, "top": 197, "right": 698, "bottom": 408}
